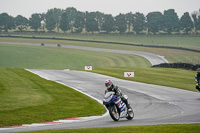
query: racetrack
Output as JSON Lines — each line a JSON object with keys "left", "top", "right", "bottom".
{"left": 0, "top": 42, "right": 168, "bottom": 65}
{"left": 2, "top": 69, "right": 200, "bottom": 133}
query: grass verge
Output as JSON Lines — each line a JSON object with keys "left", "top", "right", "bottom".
{"left": 1, "top": 37, "right": 200, "bottom": 64}
{"left": 0, "top": 44, "right": 197, "bottom": 92}
{"left": 0, "top": 68, "right": 105, "bottom": 127}
{"left": 0, "top": 44, "right": 151, "bottom": 69}
{"left": 25, "top": 124, "right": 200, "bottom": 133}
{"left": 2, "top": 34, "right": 200, "bottom": 50}
{"left": 92, "top": 67, "right": 197, "bottom": 92}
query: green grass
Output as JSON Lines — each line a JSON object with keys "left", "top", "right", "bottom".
{"left": 0, "top": 44, "right": 151, "bottom": 69}
{"left": 0, "top": 68, "right": 105, "bottom": 127}
{"left": 92, "top": 67, "right": 197, "bottom": 92}
{"left": 0, "top": 44, "right": 197, "bottom": 92}
{"left": 0, "top": 69, "right": 52, "bottom": 111}
{"left": 25, "top": 124, "right": 200, "bottom": 133}
{"left": 2, "top": 33, "right": 200, "bottom": 50}
{"left": 0, "top": 38, "right": 199, "bottom": 129}
{"left": 1, "top": 37, "right": 200, "bottom": 64}
{"left": 0, "top": 44, "right": 150, "bottom": 127}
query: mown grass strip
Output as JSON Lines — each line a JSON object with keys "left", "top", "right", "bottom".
{"left": 1, "top": 35, "right": 200, "bottom": 53}
{"left": 1, "top": 34, "right": 200, "bottom": 50}
{"left": 0, "top": 44, "right": 197, "bottom": 92}
{"left": 1, "top": 37, "right": 200, "bottom": 64}
{"left": 25, "top": 123, "right": 200, "bottom": 133}
{"left": 92, "top": 67, "right": 197, "bottom": 92}
{"left": 0, "top": 44, "right": 151, "bottom": 69}
{"left": 0, "top": 68, "right": 105, "bottom": 127}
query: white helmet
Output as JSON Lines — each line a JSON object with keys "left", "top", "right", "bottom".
{"left": 105, "top": 79, "right": 113, "bottom": 89}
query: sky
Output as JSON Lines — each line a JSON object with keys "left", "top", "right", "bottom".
{"left": 0, "top": 0, "right": 199, "bottom": 18}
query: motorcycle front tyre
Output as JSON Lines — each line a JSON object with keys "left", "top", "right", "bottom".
{"left": 109, "top": 105, "right": 120, "bottom": 121}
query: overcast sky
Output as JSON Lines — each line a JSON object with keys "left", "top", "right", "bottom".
{"left": 0, "top": 0, "right": 199, "bottom": 18}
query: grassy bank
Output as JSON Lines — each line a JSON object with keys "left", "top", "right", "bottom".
{"left": 2, "top": 33, "right": 200, "bottom": 50}
{"left": 0, "top": 40, "right": 198, "bottom": 128}
{"left": 26, "top": 124, "right": 200, "bottom": 133}
{"left": 0, "top": 44, "right": 151, "bottom": 69}
{"left": 1, "top": 37, "right": 200, "bottom": 64}
{"left": 92, "top": 67, "right": 196, "bottom": 92}
{"left": 0, "top": 44, "right": 197, "bottom": 92}
{"left": 0, "top": 44, "right": 150, "bottom": 127}
{"left": 0, "top": 68, "right": 105, "bottom": 127}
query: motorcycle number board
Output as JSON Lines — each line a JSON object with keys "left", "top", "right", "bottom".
{"left": 124, "top": 72, "right": 134, "bottom": 77}
{"left": 85, "top": 66, "right": 92, "bottom": 70}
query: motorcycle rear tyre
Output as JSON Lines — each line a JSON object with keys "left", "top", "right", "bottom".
{"left": 126, "top": 107, "right": 134, "bottom": 120}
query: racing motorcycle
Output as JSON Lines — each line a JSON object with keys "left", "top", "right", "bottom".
{"left": 103, "top": 92, "right": 134, "bottom": 121}
{"left": 196, "top": 77, "right": 200, "bottom": 91}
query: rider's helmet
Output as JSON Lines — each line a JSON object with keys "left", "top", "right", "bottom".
{"left": 105, "top": 79, "right": 113, "bottom": 90}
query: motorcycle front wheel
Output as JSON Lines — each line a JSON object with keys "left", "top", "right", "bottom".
{"left": 109, "top": 105, "right": 120, "bottom": 121}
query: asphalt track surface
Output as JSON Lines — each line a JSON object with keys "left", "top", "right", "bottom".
{"left": 2, "top": 69, "right": 200, "bottom": 133}
{"left": 0, "top": 42, "right": 168, "bottom": 65}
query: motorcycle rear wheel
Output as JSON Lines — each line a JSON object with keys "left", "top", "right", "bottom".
{"left": 126, "top": 107, "right": 134, "bottom": 120}
{"left": 109, "top": 105, "right": 120, "bottom": 121}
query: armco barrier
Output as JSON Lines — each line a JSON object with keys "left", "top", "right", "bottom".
{"left": 152, "top": 63, "right": 200, "bottom": 71}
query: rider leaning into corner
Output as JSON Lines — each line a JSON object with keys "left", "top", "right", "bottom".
{"left": 105, "top": 79, "right": 131, "bottom": 111}
{"left": 195, "top": 68, "right": 200, "bottom": 84}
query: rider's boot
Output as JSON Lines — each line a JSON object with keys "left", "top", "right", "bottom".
{"left": 122, "top": 96, "right": 131, "bottom": 111}
{"left": 127, "top": 104, "right": 132, "bottom": 111}
{"left": 125, "top": 100, "right": 131, "bottom": 111}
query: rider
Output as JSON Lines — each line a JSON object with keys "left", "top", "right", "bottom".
{"left": 105, "top": 79, "right": 131, "bottom": 110}
{"left": 195, "top": 68, "right": 200, "bottom": 85}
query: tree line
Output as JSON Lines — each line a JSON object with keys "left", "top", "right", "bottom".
{"left": 0, "top": 7, "right": 200, "bottom": 35}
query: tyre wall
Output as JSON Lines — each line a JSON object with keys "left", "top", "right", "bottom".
{"left": 152, "top": 63, "right": 200, "bottom": 71}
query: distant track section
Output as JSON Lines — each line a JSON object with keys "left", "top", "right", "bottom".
{"left": 0, "top": 41, "right": 168, "bottom": 65}
{"left": 1, "top": 35, "right": 200, "bottom": 53}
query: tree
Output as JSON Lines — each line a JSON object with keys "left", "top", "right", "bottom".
{"left": 59, "top": 12, "right": 70, "bottom": 33}
{"left": 40, "top": 13, "right": 46, "bottom": 32}
{"left": 0, "top": 13, "right": 15, "bottom": 32}
{"left": 45, "top": 8, "right": 62, "bottom": 32}
{"left": 85, "top": 12, "right": 99, "bottom": 33}
{"left": 95, "top": 11, "right": 104, "bottom": 31}
{"left": 102, "top": 14, "right": 115, "bottom": 33}
{"left": 146, "top": 11, "right": 164, "bottom": 34}
{"left": 65, "top": 7, "right": 78, "bottom": 32}
{"left": 14, "top": 15, "right": 28, "bottom": 31}
{"left": 74, "top": 11, "right": 85, "bottom": 33}
{"left": 45, "top": 10, "right": 56, "bottom": 32}
{"left": 29, "top": 13, "right": 42, "bottom": 31}
{"left": 192, "top": 10, "right": 200, "bottom": 34}
{"left": 192, "top": 14, "right": 198, "bottom": 34}
{"left": 125, "top": 12, "right": 134, "bottom": 33}
{"left": 115, "top": 13, "right": 127, "bottom": 33}
{"left": 180, "top": 12, "right": 194, "bottom": 34}
{"left": 163, "top": 9, "right": 179, "bottom": 34}
{"left": 132, "top": 12, "right": 146, "bottom": 34}
{"left": 198, "top": 16, "right": 200, "bottom": 31}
